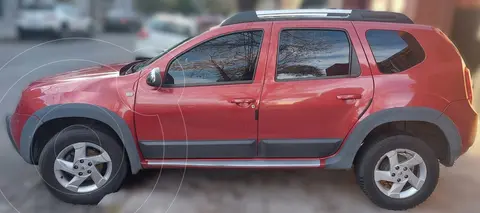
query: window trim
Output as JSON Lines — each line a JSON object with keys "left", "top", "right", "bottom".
{"left": 274, "top": 28, "right": 358, "bottom": 82}
{"left": 365, "top": 29, "right": 426, "bottom": 74}
{"left": 163, "top": 29, "right": 265, "bottom": 88}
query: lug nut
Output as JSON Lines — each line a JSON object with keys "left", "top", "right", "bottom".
{"left": 79, "top": 172, "right": 83, "bottom": 176}
{"left": 391, "top": 173, "right": 396, "bottom": 177}
{"left": 88, "top": 162, "right": 92, "bottom": 166}
{"left": 80, "top": 160, "right": 84, "bottom": 163}
{"left": 87, "top": 170, "right": 91, "bottom": 174}
{"left": 73, "top": 166, "right": 78, "bottom": 169}
{"left": 395, "top": 166, "right": 400, "bottom": 170}
{"left": 405, "top": 175, "right": 409, "bottom": 178}
{"left": 403, "top": 167, "right": 408, "bottom": 171}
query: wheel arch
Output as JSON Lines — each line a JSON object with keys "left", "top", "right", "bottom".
{"left": 20, "top": 103, "right": 142, "bottom": 174}
{"left": 325, "top": 107, "right": 462, "bottom": 169}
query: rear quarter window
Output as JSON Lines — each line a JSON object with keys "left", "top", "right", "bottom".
{"left": 366, "top": 30, "right": 425, "bottom": 74}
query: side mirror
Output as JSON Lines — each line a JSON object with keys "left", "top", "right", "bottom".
{"left": 146, "top": 67, "right": 162, "bottom": 87}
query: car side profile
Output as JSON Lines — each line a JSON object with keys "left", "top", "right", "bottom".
{"left": 6, "top": 9, "right": 477, "bottom": 210}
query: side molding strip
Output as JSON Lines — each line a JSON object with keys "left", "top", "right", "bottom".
{"left": 147, "top": 159, "right": 321, "bottom": 168}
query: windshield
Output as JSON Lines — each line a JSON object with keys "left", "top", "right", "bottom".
{"left": 147, "top": 19, "right": 191, "bottom": 36}
{"left": 132, "top": 37, "right": 193, "bottom": 73}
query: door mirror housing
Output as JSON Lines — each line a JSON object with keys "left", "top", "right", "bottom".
{"left": 146, "top": 68, "right": 162, "bottom": 87}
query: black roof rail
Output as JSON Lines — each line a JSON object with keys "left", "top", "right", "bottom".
{"left": 220, "top": 9, "right": 414, "bottom": 26}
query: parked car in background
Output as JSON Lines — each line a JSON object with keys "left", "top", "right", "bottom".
{"left": 196, "top": 14, "right": 224, "bottom": 34}
{"left": 16, "top": 2, "right": 94, "bottom": 39}
{"left": 6, "top": 9, "right": 477, "bottom": 211}
{"left": 104, "top": 9, "right": 142, "bottom": 33}
{"left": 135, "top": 13, "right": 197, "bottom": 60}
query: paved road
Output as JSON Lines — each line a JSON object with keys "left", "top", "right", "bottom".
{"left": 0, "top": 33, "right": 480, "bottom": 213}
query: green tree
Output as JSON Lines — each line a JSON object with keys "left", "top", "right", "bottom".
{"left": 204, "top": 0, "right": 236, "bottom": 15}
{"left": 237, "top": 0, "right": 258, "bottom": 11}
{"left": 135, "top": 0, "right": 199, "bottom": 15}
{"left": 172, "top": 0, "right": 199, "bottom": 14}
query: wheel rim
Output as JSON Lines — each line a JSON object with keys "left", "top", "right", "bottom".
{"left": 54, "top": 142, "right": 113, "bottom": 193}
{"left": 374, "top": 149, "right": 427, "bottom": 199}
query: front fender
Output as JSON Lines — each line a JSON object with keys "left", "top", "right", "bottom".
{"left": 20, "top": 103, "right": 142, "bottom": 174}
{"left": 325, "top": 107, "right": 461, "bottom": 169}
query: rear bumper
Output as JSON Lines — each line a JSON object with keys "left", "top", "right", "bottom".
{"left": 443, "top": 100, "right": 478, "bottom": 157}
{"left": 5, "top": 115, "right": 19, "bottom": 154}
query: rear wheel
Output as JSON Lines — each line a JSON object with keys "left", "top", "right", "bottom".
{"left": 38, "top": 125, "right": 128, "bottom": 204}
{"left": 355, "top": 135, "right": 439, "bottom": 210}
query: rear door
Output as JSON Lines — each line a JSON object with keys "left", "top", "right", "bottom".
{"left": 258, "top": 21, "right": 374, "bottom": 158}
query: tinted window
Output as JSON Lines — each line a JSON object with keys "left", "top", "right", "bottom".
{"left": 165, "top": 31, "right": 263, "bottom": 86}
{"left": 57, "top": 4, "right": 78, "bottom": 16}
{"left": 21, "top": 2, "right": 54, "bottom": 10}
{"left": 276, "top": 30, "right": 351, "bottom": 80}
{"left": 366, "top": 30, "right": 425, "bottom": 74}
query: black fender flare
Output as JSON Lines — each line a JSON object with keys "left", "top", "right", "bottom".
{"left": 19, "top": 103, "right": 142, "bottom": 174}
{"left": 325, "top": 107, "right": 461, "bottom": 169}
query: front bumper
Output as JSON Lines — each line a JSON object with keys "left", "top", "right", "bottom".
{"left": 5, "top": 115, "right": 19, "bottom": 154}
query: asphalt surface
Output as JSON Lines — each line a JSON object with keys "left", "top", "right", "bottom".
{"left": 0, "top": 33, "right": 479, "bottom": 213}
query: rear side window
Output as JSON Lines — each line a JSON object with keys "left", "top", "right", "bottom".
{"left": 276, "top": 30, "right": 352, "bottom": 80}
{"left": 366, "top": 30, "right": 425, "bottom": 74}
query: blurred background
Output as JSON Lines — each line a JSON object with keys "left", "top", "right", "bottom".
{"left": 1, "top": 0, "right": 480, "bottom": 213}
{"left": 0, "top": 0, "right": 479, "bottom": 69}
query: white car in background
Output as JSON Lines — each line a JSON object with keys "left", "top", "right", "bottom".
{"left": 16, "top": 3, "right": 94, "bottom": 39}
{"left": 135, "top": 14, "right": 197, "bottom": 60}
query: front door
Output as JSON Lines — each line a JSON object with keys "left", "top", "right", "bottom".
{"left": 258, "top": 21, "right": 374, "bottom": 158}
{"left": 135, "top": 22, "right": 272, "bottom": 159}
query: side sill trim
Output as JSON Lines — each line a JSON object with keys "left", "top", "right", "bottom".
{"left": 146, "top": 159, "right": 321, "bottom": 168}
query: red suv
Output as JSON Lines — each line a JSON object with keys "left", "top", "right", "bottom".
{"left": 6, "top": 9, "right": 477, "bottom": 210}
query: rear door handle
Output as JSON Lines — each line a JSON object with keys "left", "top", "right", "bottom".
{"left": 337, "top": 94, "right": 362, "bottom": 100}
{"left": 230, "top": 98, "right": 256, "bottom": 104}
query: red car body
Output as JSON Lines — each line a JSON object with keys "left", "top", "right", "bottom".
{"left": 7, "top": 16, "right": 476, "bottom": 173}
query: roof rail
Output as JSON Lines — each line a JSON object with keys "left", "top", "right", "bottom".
{"left": 220, "top": 9, "right": 414, "bottom": 26}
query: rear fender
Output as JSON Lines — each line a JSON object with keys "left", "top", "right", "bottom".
{"left": 325, "top": 107, "right": 461, "bottom": 169}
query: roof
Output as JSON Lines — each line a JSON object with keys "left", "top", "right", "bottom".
{"left": 220, "top": 9, "right": 414, "bottom": 26}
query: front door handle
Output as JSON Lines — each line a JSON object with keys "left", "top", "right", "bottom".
{"left": 230, "top": 98, "right": 256, "bottom": 104}
{"left": 337, "top": 94, "right": 362, "bottom": 100}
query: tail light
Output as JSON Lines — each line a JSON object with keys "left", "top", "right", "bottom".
{"left": 137, "top": 28, "right": 148, "bottom": 39}
{"left": 465, "top": 67, "right": 473, "bottom": 104}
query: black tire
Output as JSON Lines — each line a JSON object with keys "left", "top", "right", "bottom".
{"left": 38, "top": 125, "right": 128, "bottom": 205}
{"left": 85, "top": 24, "right": 95, "bottom": 38}
{"left": 355, "top": 135, "right": 439, "bottom": 211}
{"left": 54, "top": 23, "right": 70, "bottom": 39}
{"left": 17, "top": 28, "right": 27, "bottom": 40}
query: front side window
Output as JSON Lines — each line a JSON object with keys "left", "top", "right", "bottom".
{"left": 276, "top": 30, "right": 351, "bottom": 81}
{"left": 165, "top": 31, "right": 263, "bottom": 86}
{"left": 366, "top": 30, "right": 425, "bottom": 74}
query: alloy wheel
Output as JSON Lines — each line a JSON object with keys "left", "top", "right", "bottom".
{"left": 53, "top": 142, "right": 112, "bottom": 193}
{"left": 374, "top": 149, "right": 427, "bottom": 199}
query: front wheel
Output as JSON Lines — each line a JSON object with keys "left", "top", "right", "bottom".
{"left": 355, "top": 135, "right": 439, "bottom": 210}
{"left": 38, "top": 125, "right": 128, "bottom": 204}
